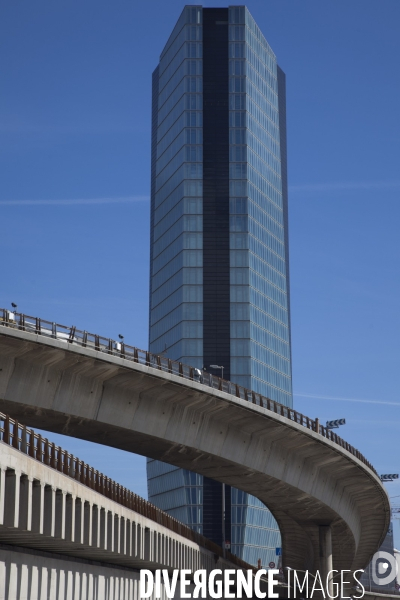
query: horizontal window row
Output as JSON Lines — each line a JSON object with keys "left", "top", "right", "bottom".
{"left": 148, "top": 469, "right": 185, "bottom": 496}
{"left": 158, "top": 61, "right": 186, "bottom": 109}
{"left": 230, "top": 232, "right": 248, "bottom": 250}
{"left": 246, "top": 94, "right": 280, "bottom": 143}
{"left": 230, "top": 214, "right": 247, "bottom": 232}
{"left": 155, "top": 180, "right": 203, "bottom": 220}
{"left": 230, "top": 290, "right": 287, "bottom": 328}
{"left": 241, "top": 220, "right": 285, "bottom": 260}
{"left": 251, "top": 368, "right": 293, "bottom": 398}
{"left": 230, "top": 73, "right": 278, "bottom": 111}
{"left": 152, "top": 249, "right": 202, "bottom": 290}
{"left": 156, "top": 162, "right": 202, "bottom": 201}
{"left": 150, "top": 324, "right": 203, "bottom": 356}
{"left": 153, "top": 196, "right": 202, "bottom": 237}
{"left": 233, "top": 234, "right": 286, "bottom": 279}
{"left": 156, "top": 157, "right": 202, "bottom": 196}
{"left": 249, "top": 293, "right": 290, "bottom": 340}
{"left": 245, "top": 25, "right": 277, "bottom": 74}
{"left": 159, "top": 19, "right": 187, "bottom": 75}
{"left": 229, "top": 143, "right": 246, "bottom": 161}
{"left": 157, "top": 93, "right": 202, "bottom": 153}
{"left": 235, "top": 375, "right": 292, "bottom": 406}
{"left": 159, "top": 6, "right": 201, "bottom": 59}
{"left": 163, "top": 506, "right": 193, "bottom": 526}
{"left": 153, "top": 214, "right": 201, "bottom": 257}
{"left": 156, "top": 120, "right": 186, "bottom": 161}
{"left": 247, "top": 181, "right": 284, "bottom": 227}
{"left": 157, "top": 141, "right": 202, "bottom": 180}
{"left": 249, "top": 252, "right": 287, "bottom": 294}
{"left": 243, "top": 43, "right": 277, "bottom": 93}
{"left": 158, "top": 79, "right": 186, "bottom": 125}
{"left": 247, "top": 112, "right": 280, "bottom": 158}
{"left": 158, "top": 75, "right": 202, "bottom": 129}
{"left": 159, "top": 32, "right": 202, "bottom": 91}
{"left": 247, "top": 133, "right": 282, "bottom": 181}
{"left": 231, "top": 525, "right": 281, "bottom": 547}
{"left": 247, "top": 155, "right": 282, "bottom": 198}
{"left": 160, "top": 30, "right": 202, "bottom": 79}
{"left": 151, "top": 285, "right": 202, "bottom": 323}
{"left": 231, "top": 357, "right": 292, "bottom": 392}
{"left": 229, "top": 162, "right": 247, "bottom": 180}
{"left": 150, "top": 303, "right": 202, "bottom": 341}
{"left": 153, "top": 233, "right": 202, "bottom": 275}
{"left": 248, "top": 199, "right": 284, "bottom": 240}
{"left": 230, "top": 350, "right": 291, "bottom": 377}
{"left": 231, "top": 179, "right": 284, "bottom": 220}
{"left": 230, "top": 92, "right": 246, "bottom": 110}
{"left": 245, "top": 76, "right": 279, "bottom": 126}
{"left": 232, "top": 507, "right": 277, "bottom": 529}
{"left": 154, "top": 232, "right": 197, "bottom": 276}
{"left": 158, "top": 108, "right": 202, "bottom": 156}
{"left": 247, "top": 181, "right": 282, "bottom": 219}
{"left": 151, "top": 267, "right": 202, "bottom": 306}
{"left": 246, "top": 58, "right": 279, "bottom": 106}
{"left": 250, "top": 276, "right": 288, "bottom": 320}
{"left": 147, "top": 488, "right": 187, "bottom": 512}
{"left": 229, "top": 24, "right": 245, "bottom": 42}
{"left": 230, "top": 327, "right": 290, "bottom": 360}
{"left": 157, "top": 123, "right": 202, "bottom": 164}
{"left": 149, "top": 338, "right": 203, "bottom": 365}
{"left": 147, "top": 459, "right": 181, "bottom": 480}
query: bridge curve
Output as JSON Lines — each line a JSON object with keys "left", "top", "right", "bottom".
{"left": 0, "top": 311, "right": 390, "bottom": 578}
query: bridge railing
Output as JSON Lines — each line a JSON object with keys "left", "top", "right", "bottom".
{"left": 0, "top": 308, "right": 377, "bottom": 476}
{"left": 0, "top": 411, "right": 254, "bottom": 571}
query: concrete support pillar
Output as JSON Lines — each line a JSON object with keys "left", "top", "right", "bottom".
{"left": 31, "top": 481, "right": 44, "bottom": 534}
{"left": 43, "top": 486, "right": 56, "bottom": 536}
{"left": 132, "top": 523, "right": 137, "bottom": 558}
{"left": 19, "top": 476, "right": 32, "bottom": 531}
{"left": 126, "top": 519, "right": 132, "bottom": 557}
{"left": 4, "top": 469, "right": 21, "bottom": 527}
{"left": 100, "top": 508, "right": 107, "bottom": 550}
{"left": 55, "top": 490, "right": 66, "bottom": 539}
{"left": 65, "top": 494, "right": 75, "bottom": 542}
{"left": 120, "top": 517, "right": 126, "bottom": 555}
{"left": 319, "top": 525, "right": 333, "bottom": 598}
{"left": 74, "top": 498, "right": 84, "bottom": 544}
{"left": 83, "top": 502, "right": 92, "bottom": 546}
{"left": 107, "top": 511, "right": 114, "bottom": 552}
{"left": 92, "top": 505, "right": 100, "bottom": 548}
{"left": 114, "top": 514, "right": 120, "bottom": 554}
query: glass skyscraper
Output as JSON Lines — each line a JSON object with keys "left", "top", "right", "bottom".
{"left": 148, "top": 5, "right": 292, "bottom": 566}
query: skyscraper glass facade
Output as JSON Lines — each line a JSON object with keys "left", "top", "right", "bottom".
{"left": 148, "top": 5, "right": 292, "bottom": 566}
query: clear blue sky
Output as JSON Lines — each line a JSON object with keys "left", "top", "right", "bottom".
{"left": 1, "top": 0, "right": 400, "bottom": 544}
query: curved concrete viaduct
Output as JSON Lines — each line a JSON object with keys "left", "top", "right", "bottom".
{"left": 0, "top": 323, "right": 390, "bottom": 579}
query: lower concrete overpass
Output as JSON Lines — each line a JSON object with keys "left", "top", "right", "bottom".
{"left": 0, "top": 311, "right": 391, "bottom": 581}
{"left": 0, "top": 416, "right": 261, "bottom": 600}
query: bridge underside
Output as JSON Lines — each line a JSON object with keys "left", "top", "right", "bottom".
{"left": 0, "top": 328, "right": 390, "bottom": 577}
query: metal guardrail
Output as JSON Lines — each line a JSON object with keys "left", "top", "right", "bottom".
{"left": 0, "top": 308, "right": 377, "bottom": 476}
{"left": 0, "top": 411, "right": 254, "bottom": 571}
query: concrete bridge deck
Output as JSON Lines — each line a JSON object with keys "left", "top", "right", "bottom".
{"left": 0, "top": 311, "right": 391, "bottom": 579}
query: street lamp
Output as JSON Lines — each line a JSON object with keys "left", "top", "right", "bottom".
{"left": 210, "top": 364, "right": 224, "bottom": 380}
